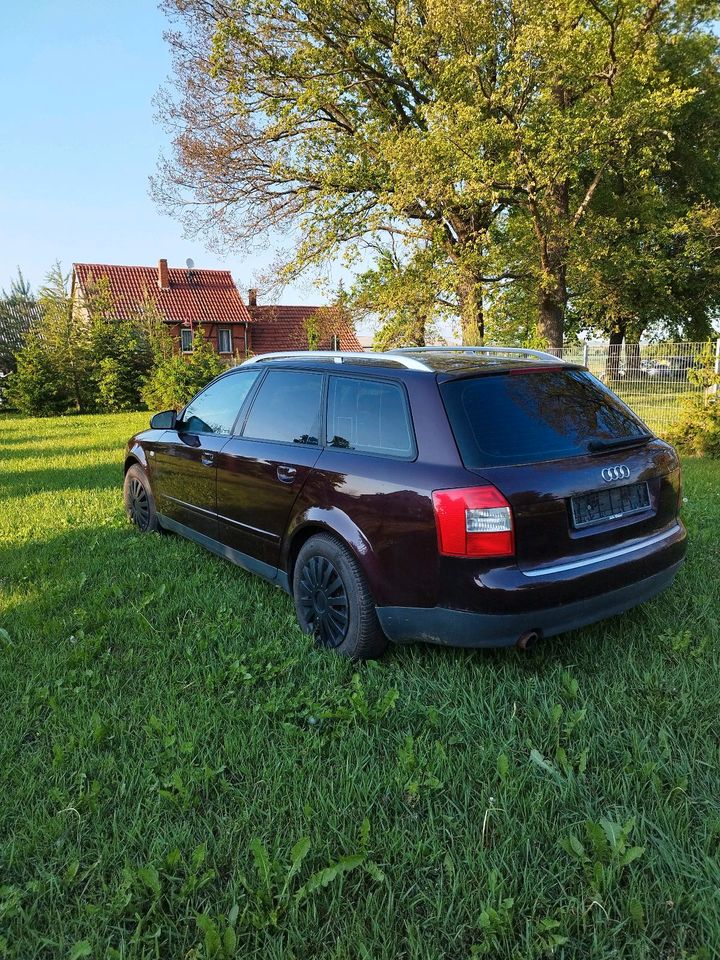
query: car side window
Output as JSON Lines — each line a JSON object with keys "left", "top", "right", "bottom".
{"left": 242, "top": 370, "right": 323, "bottom": 445}
{"left": 326, "top": 376, "right": 414, "bottom": 457}
{"left": 180, "top": 370, "right": 260, "bottom": 435}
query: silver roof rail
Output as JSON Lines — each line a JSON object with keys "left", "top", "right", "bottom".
{"left": 390, "top": 346, "right": 570, "bottom": 364}
{"left": 241, "top": 350, "right": 433, "bottom": 371}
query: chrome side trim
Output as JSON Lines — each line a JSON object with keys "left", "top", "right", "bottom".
{"left": 522, "top": 525, "right": 680, "bottom": 578}
{"left": 161, "top": 494, "right": 216, "bottom": 518}
{"left": 217, "top": 512, "right": 280, "bottom": 541}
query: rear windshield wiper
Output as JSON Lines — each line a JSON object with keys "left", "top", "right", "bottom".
{"left": 587, "top": 434, "right": 652, "bottom": 453}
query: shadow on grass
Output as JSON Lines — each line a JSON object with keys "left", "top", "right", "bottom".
{"left": 0, "top": 460, "right": 123, "bottom": 499}
{"left": 0, "top": 441, "right": 126, "bottom": 463}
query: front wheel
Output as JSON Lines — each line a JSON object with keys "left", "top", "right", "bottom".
{"left": 293, "top": 534, "right": 388, "bottom": 660}
{"left": 123, "top": 464, "right": 159, "bottom": 533}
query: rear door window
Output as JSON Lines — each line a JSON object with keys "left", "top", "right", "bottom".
{"left": 326, "top": 376, "right": 414, "bottom": 457}
{"left": 440, "top": 368, "right": 650, "bottom": 467}
{"left": 242, "top": 370, "right": 323, "bottom": 445}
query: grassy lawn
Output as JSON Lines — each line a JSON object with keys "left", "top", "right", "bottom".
{"left": 1, "top": 413, "right": 719, "bottom": 960}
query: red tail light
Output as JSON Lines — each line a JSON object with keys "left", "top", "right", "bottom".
{"left": 432, "top": 486, "right": 514, "bottom": 558}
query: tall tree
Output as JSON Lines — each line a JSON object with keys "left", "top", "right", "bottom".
{"left": 155, "top": 0, "right": 715, "bottom": 346}
{"left": 0, "top": 270, "right": 39, "bottom": 373}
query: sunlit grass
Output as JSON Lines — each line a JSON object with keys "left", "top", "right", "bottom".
{"left": 1, "top": 413, "right": 718, "bottom": 959}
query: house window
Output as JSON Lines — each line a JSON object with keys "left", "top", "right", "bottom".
{"left": 331, "top": 334, "right": 340, "bottom": 351}
{"left": 180, "top": 328, "right": 193, "bottom": 353}
{"left": 218, "top": 328, "right": 232, "bottom": 354}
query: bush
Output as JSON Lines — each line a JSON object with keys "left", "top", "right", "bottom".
{"left": 90, "top": 320, "right": 154, "bottom": 412}
{"left": 666, "top": 394, "right": 720, "bottom": 457}
{"left": 5, "top": 333, "right": 71, "bottom": 415}
{"left": 141, "top": 330, "right": 227, "bottom": 410}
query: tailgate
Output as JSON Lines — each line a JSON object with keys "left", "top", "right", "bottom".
{"left": 470, "top": 441, "right": 681, "bottom": 572}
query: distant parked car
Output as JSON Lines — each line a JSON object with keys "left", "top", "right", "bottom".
{"left": 646, "top": 356, "right": 696, "bottom": 382}
{"left": 123, "top": 347, "right": 686, "bottom": 658}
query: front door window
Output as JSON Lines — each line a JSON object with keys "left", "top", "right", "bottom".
{"left": 180, "top": 370, "right": 260, "bottom": 435}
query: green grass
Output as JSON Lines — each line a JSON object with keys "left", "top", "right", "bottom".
{"left": 1, "top": 413, "right": 719, "bottom": 960}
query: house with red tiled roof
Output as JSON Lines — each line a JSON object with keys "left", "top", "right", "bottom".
{"left": 71, "top": 260, "right": 361, "bottom": 359}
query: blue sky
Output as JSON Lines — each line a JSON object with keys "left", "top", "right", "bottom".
{"left": 0, "top": 1, "right": 326, "bottom": 303}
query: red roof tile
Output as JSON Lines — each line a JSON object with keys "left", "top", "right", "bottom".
{"left": 73, "top": 263, "right": 252, "bottom": 325}
{"left": 248, "top": 304, "right": 362, "bottom": 354}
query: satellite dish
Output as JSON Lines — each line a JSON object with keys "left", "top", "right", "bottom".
{"left": 186, "top": 258, "right": 195, "bottom": 270}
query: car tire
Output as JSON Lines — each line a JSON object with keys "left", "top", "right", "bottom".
{"left": 123, "top": 463, "right": 159, "bottom": 533}
{"left": 293, "top": 534, "right": 388, "bottom": 660}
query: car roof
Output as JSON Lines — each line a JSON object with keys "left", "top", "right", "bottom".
{"left": 232, "top": 349, "right": 582, "bottom": 380}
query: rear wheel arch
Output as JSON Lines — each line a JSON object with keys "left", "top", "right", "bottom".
{"left": 286, "top": 523, "right": 328, "bottom": 584}
{"left": 284, "top": 515, "right": 380, "bottom": 601}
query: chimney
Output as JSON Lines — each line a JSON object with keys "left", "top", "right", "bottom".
{"left": 158, "top": 259, "right": 170, "bottom": 291}
{"left": 248, "top": 287, "right": 257, "bottom": 307}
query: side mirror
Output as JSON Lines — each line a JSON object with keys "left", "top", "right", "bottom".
{"left": 150, "top": 409, "right": 177, "bottom": 430}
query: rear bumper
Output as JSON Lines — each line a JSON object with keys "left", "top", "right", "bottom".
{"left": 377, "top": 559, "right": 684, "bottom": 649}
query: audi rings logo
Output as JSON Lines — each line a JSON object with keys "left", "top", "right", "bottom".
{"left": 601, "top": 465, "right": 630, "bottom": 483}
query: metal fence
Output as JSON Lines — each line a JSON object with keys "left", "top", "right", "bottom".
{"left": 545, "top": 340, "right": 720, "bottom": 436}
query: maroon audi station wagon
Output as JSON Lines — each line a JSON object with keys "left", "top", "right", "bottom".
{"left": 123, "top": 347, "right": 687, "bottom": 658}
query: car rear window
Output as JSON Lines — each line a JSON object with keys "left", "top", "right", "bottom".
{"left": 440, "top": 368, "right": 650, "bottom": 467}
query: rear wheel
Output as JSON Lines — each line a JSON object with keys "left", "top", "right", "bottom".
{"left": 293, "top": 534, "right": 388, "bottom": 660}
{"left": 123, "top": 464, "right": 158, "bottom": 533}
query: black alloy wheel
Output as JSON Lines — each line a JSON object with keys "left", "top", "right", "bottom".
{"left": 292, "top": 534, "right": 388, "bottom": 659}
{"left": 128, "top": 476, "right": 150, "bottom": 530}
{"left": 297, "top": 555, "right": 349, "bottom": 648}
{"left": 123, "top": 463, "right": 159, "bottom": 533}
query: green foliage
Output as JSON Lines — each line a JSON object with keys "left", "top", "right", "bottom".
{"left": 349, "top": 245, "right": 450, "bottom": 348}
{"left": 141, "top": 328, "right": 226, "bottom": 410}
{"left": 84, "top": 276, "right": 158, "bottom": 412}
{"left": 0, "top": 269, "right": 39, "bottom": 374}
{"left": 4, "top": 331, "right": 70, "bottom": 415}
{"left": 666, "top": 395, "right": 720, "bottom": 457}
{"left": 302, "top": 305, "right": 342, "bottom": 350}
{"left": 160, "top": 0, "right": 720, "bottom": 345}
{"left": 5, "top": 264, "right": 93, "bottom": 414}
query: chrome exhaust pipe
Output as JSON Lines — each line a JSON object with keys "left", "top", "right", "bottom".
{"left": 516, "top": 629, "right": 541, "bottom": 651}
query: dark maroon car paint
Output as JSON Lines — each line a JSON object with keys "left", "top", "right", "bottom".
{"left": 124, "top": 355, "right": 686, "bottom": 649}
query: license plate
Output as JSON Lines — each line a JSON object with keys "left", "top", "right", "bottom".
{"left": 570, "top": 482, "right": 650, "bottom": 529}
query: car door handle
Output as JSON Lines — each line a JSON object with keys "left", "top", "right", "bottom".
{"left": 276, "top": 465, "right": 297, "bottom": 483}
{"left": 201, "top": 453, "right": 216, "bottom": 467}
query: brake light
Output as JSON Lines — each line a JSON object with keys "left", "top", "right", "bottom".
{"left": 432, "top": 486, "right": 514, "bottom": 557}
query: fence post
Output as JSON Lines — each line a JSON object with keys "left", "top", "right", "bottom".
{"left": 583, "top": 343, "right": 589, "bottom": 368}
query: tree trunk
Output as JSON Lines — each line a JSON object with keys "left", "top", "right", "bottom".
{"left": 605, "top": 322, "right": 626, "bottom": 382}
{"left": 535, "top": 183, "right": 569, "bottom": 351}
{"left": 411, "top": 319, "right": 426, "bottom": 347}
{"left": 458, "top": 276, "right": 484, "bottom": 345}
{"left": 537, "top": 287, "right": 565, "bottom": 351}
{"left": 625, "top": 339, "right": 642, "bottom": 381}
